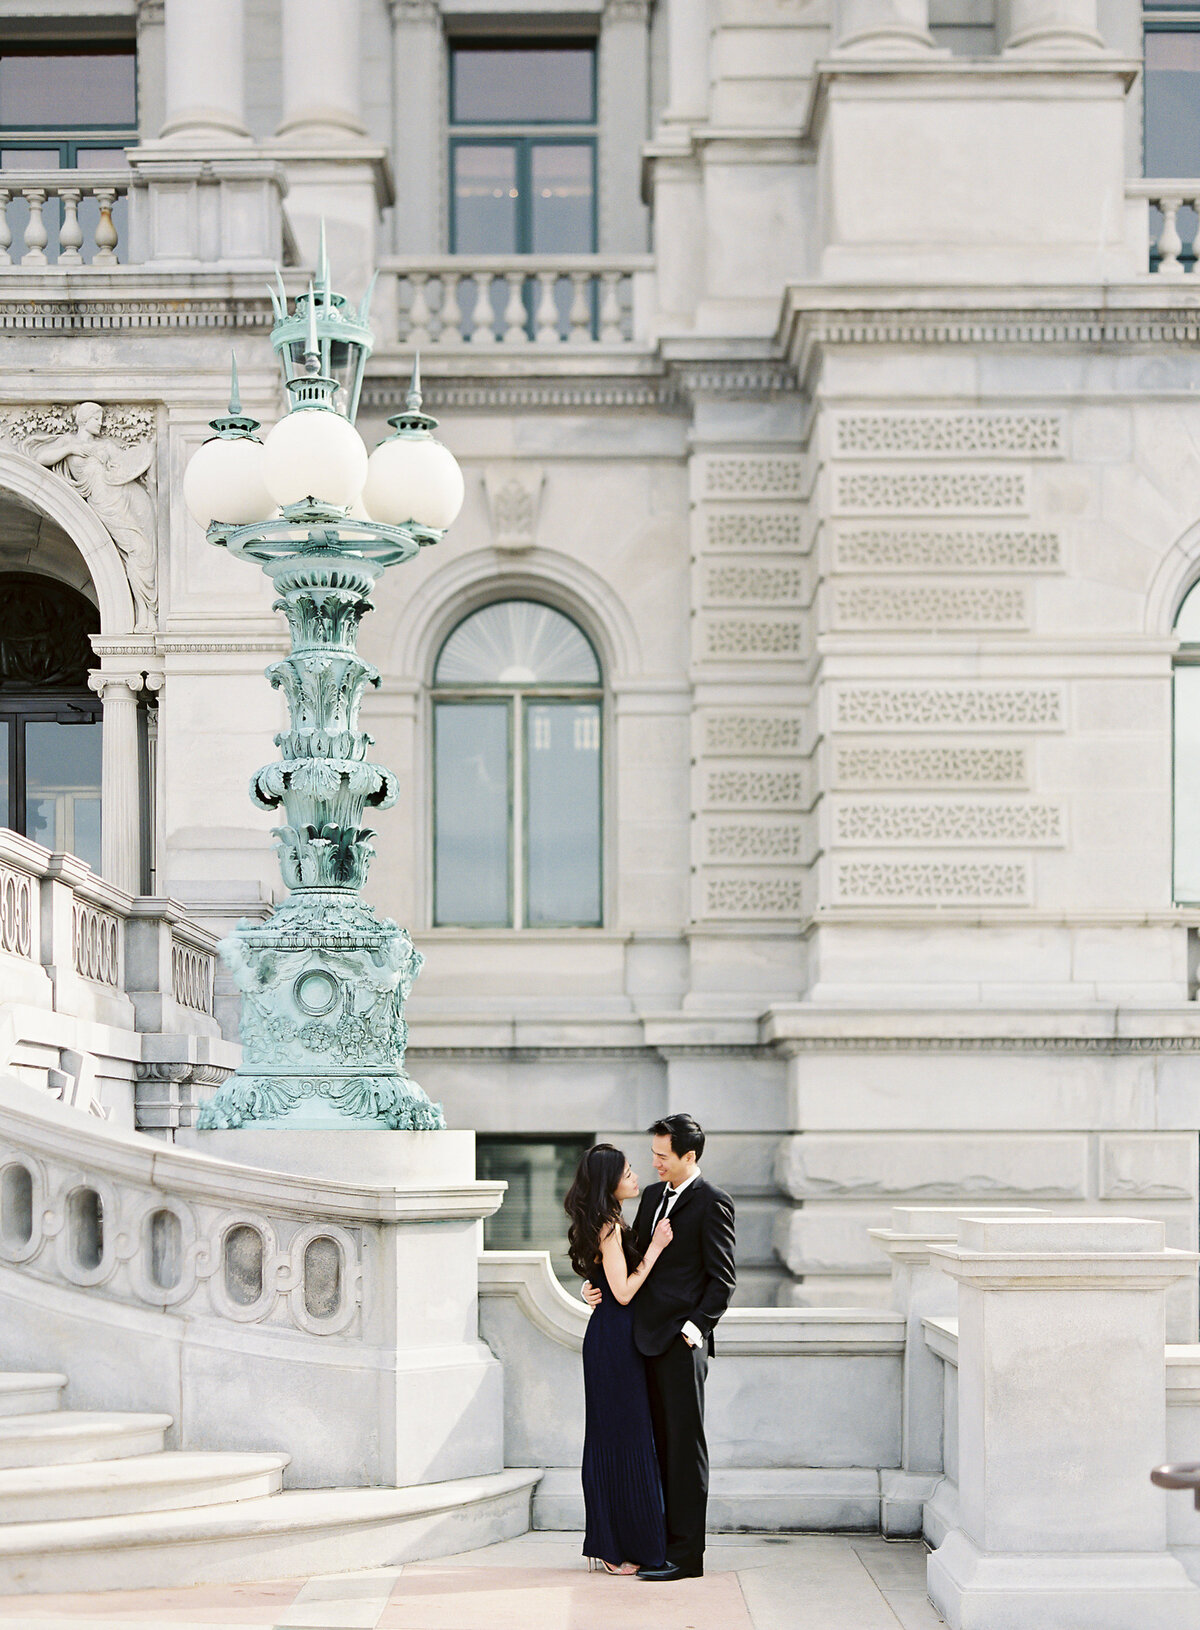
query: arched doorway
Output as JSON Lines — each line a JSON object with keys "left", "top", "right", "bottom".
{"left": 0, "top": 572, "right": 102, "bottom": 872}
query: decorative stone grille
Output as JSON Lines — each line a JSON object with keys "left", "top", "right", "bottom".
{"left": 833, "top": 800, "right": 1063, "bottom": 846}
{"left": 834, "top": 470, "right": 1029, "bottom": 514}
{"left": 703, "top": 456, "right": 807, "bottom": 498}
{"left": 705, "top": 511, "right": 805, "bottom": 551}
{"left": 703, "top": 616, "right": 805, "bottom": 658}
{"left": 834, "top": 528, "right": 1060, "bottom": 572}
{"left": 833, "top": 686, "right": 1063, "bottom": 732}
{"left": 832, "top": 584, "right": 1028, "bottom": 629}
{"left": 172, "top": 940, "right": 216, "bottom": 1015}
{"left": 705, "top": 769, "right": 809, "bottom": 809}
{"left": 833, "top": 745, "right": 1029, "bottom": 787}
{"left": 0, "top": 864, "right": 32, "bottom": 959}
{"left": 836, "top": 861, "right": 1030, "bottom": 902}
{"left": 834, "top": 412, "right": 1062, "bottom": 458}
{"left": 705, "top": 877, "right": 807, "bottom": 916}
{"left": 704, "top": 714, "right": 805, "bottom": 755}
{"left": 705, "top": 822, "right": 808, "bottom": 861}
{"left": 72, "top": 900, "right": 120, "bottom": 986}
{"left": 703, "top": 565, "right": 805, "bottom": 604}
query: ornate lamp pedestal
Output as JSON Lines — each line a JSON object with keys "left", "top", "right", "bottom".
{"left": 198, "top": 519, "right": 440, "bottom": 1131}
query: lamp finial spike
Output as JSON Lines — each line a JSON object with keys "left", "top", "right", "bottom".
{"left": 304, "top": 281, "right": 320, "bottom": 374}
{"left": 317, "top": 221, "right": 330, "bottom": 299}
{"left": 407, "top": 352, "right": 422, "bottom": 413}
{"left": 228, "top": 352, "right": 242, "bottom": 416}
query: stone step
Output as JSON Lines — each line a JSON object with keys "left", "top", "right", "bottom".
{"left": 0, "top": 1450, "right": 290, "bottom": 1522}
{"left": 0, "top": 1467, "right": 541, "bottom": 1594}
{"left": 0, "top": 1374, "right": 67, "bottom": 1419}
{"left": 0, "top": 1412, "right": 172, "bottom": 1469}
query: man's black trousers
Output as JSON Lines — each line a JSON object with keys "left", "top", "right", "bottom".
{"left": 644, "top": 1336, "right": 709, "bottom": 1573}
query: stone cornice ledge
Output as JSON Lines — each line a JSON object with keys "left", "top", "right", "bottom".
{"left": 763, "top": 1004, "right": 1200, "bottom": 1052}
{"left": 478, "top": 1250, "right": 904, "bottom": 1354}
{"left": 929, "top": 1244, "right": 1199, "bottom": 1290}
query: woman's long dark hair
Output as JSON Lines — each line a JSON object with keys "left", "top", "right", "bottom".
{"left": 564, "top": 1143, "right": 633, "bottom": 1279}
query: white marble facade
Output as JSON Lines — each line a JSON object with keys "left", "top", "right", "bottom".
{"left": 1, "top": 0, "right": 1199, "bottom": 1325}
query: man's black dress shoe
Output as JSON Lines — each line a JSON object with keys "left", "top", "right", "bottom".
{"left": 635, "top": 1563, "right": 703, "bottom": 1581}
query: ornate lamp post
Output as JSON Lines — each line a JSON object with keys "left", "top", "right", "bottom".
{"left": 183, "top": 251, "right": 463, "bottom": 1131}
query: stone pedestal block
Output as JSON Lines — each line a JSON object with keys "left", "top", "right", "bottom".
{"left": 927, "top": 1216, "right": 1200, "bottom": 1629}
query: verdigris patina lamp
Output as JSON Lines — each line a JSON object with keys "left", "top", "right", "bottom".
{"left": 183, "top": 250, "right": 463, "bottom": 1131}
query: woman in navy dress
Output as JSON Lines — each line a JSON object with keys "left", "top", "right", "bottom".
{"left": 564, "top": 1143, "right": 673, "bottom": 1575}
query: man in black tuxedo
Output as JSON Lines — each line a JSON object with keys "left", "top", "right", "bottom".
{"left": 586, "top": 1112, "right": 736, "bottom": 1580}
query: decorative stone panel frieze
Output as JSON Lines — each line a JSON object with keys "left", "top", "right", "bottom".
{"left": 834, "top": 528, "right": 1060, "bottom": 573}
{"left": 832, "top": 799, "right": 1063, "bottom": 846}
{"left": 705, "top": 876, "right": 808, "bottom": 917}
{"left": 833, "top": 686, "right": 1063, "bottom": 732}
{"left": 705, "top": 821, "right": 809, "bottom": 862}
{"left": 702, "top": 615, "right": 806, "bottom": 659}
{"left": 705, "top": 768, "right": 810, "bottom": 809}
{"left": 704, "top": 714, "right": 806, "bottom": 756}
{"left": 73, "top": 900, "right": 120, "bottom": 986}
{"left": 834, "top": 469, "right": 1029, "bottom": 515}
{"left": 703, "top": 564, "right": 805, "bottom": 605}
{"left": 172, "top": 941, "right": 215, "bottom": 1015}
{"left": 832, "top": 583, "right": 1028, "bottom": 629}
{"left": 835, "top": 860, "right": 1030, "bottom": 903}
{"left": 0, "top": 863, "right": 33, "bottom": 959}
{"left": 833, "top": 744, "right": 1029, "bottom": 788}
{"left": 833, "top": 413, "right": 1062, "bottom": 458}
{"left": 703, "top": 455, "right": 807, "bottom": 498}
{"left": 704, "top": 511, "right": 806, "bottom": 552}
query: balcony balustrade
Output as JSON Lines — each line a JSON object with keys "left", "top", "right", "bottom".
{"left": 0, "top": 170, "right": 130, "bottom": 267}
{"left": 376, "top": 255, "right": 655, "bottom": 348}
{"left": 1130, "top": 181, "right": 1200, "bottom": 275}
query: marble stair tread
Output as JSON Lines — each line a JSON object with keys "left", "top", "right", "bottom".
{"left": 0, "top": 1467, "right": 542, "bottom": 1594}
{"left": 0, "top": 1411, "right": 173, "bottom": 1468}
{"left": 0, "top": 1374, "right": 67, "bottom": 1417}
{"left": 0, "top": 1450, "right": 291, "bottom": 1521}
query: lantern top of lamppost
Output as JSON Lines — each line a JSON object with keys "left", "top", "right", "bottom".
{"left": 268, "top": 225, "right": 375, "bottom": 424}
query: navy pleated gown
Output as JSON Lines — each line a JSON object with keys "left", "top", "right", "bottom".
{"left": 580, "top": 1240, "right": 668, "bottom": 1569}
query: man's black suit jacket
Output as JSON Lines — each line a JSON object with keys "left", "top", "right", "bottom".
{"left": 630, "top": 1177, "right": 736, "bottom": 1357}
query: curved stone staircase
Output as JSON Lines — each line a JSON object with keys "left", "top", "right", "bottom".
{"left": 0, "top": 1371, "right": 538, "bottom": 1593}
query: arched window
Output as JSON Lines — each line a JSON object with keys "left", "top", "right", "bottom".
{"left": 0, "top": 573, "right": 101, "bottom": 873}
{"left": 432, "top": 600, "right": 602, "bottom": 927}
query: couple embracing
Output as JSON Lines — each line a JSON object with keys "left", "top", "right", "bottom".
{"left": 564, "top": 1114, "right": 736, "bottom": 1580}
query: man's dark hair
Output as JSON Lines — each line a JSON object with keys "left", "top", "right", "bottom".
{"left": 648, "top": 1113, "right": 705, "bottom": 1160}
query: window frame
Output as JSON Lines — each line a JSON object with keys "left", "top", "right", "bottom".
{"left": 0, "top": 690, "right": 102, "bottom": 862}
{"left": 448, "top": 133, "right": 598, "bottom": 257}
{"left": 429, "top": 603, "right": 606, "bottom": 932}
{"left": 448, "top": 39, "right": 597, "bottom": 128}
{"left": 0, "top": 40, "right": 137, "bottom": 151}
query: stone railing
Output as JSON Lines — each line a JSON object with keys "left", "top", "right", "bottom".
{"left": 0, "top": 169, "right": 129, "bottom": 267}
{"left": 376, "top": 255, "right": 655, "bottom": 347}
{"left": 1129, "top": 181, "right": 1200, "bottom": 274}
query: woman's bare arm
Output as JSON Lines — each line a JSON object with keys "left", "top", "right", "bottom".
{"left": 598, "top": 1219, "right": 672, "bottom": 1306}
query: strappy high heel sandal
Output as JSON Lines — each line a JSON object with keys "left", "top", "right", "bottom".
{"left": 588, "top": 1558, "right": 639, "bottom": 1574}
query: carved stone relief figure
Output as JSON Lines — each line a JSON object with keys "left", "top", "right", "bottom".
{"left": 2, "top": 403, "right": 158, "bottom": 630}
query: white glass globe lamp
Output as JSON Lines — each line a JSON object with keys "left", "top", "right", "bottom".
{"left": 184, "top": 358, "right": 275, "bottom": 529}
{"left": 362, "top": 359, "right": 464, "bottom": 532}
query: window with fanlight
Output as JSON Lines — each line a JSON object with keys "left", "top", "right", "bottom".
{"left": 432, "top": 600, "right": 603, "bottom": 929}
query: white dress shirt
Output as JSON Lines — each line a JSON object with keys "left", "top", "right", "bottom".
{"left": 654, "top": 1170, "right": 704, "bottom": 1349}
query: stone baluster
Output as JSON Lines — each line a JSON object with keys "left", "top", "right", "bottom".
{"left": 834, "top": 0, "right": 940, "bottom": 52}
{"left": 93, "top": 189, "right": 119, "bottom": 264}
{"left": 58, "top": 189, "right": 83, "bottom": 265}
{"left": 0, "top": 190, "right": 11, "bottom": 266}
{"left": 22, "top": 190, "right": 48, "bottom": 265}
{"left": 927, "top": 1217, "right": 1200, "bottom": 1629}
{"left": 568, "top": 272, "right": 592, "bottom": 340}
{"left": 440, "top": 273, "right": 463, "bottom": 343}
{"left": 535, "top": 272, "right": 560, "bottom": 344}
{"left": 1003, "top": 0, "right": 1104, "bottom": 50}
{"left": 407, "top": 273, "right": 432, "bottom": 347}
{"left": 501, "top": 272, "right": 528, "bottom": 345}
{"left": 472, "top": 276, "right": 497, "bottom": 344}
{"left": 87, "top": 673, "right": 143, "bottom": 896}
{"left": 1156, "top": 195, "right": 1185, "bottom": 275}
{"left": 599, "top": 272, "right": 623, "bottom": 342}
{"left": 160, "top": 0, "right": 250, "bottom": 142}
{"left": 276, "top": 0, "right": 367, "bottom": 143}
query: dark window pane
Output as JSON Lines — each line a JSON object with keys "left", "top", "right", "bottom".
{"left": 452, "top": 47, "right": 594, "bottom": 124}
{"left": 531, "top": 144, "right": 594, "bottom": 253}
{"left": 1, "top": 148, "right": 59, "bottom": 169}
{"left": 1145, "top": 32, "right": 1200, "bottom": 175}
{"left": 0, "top": 52, "right": 136, "bottom": 128}
{"left": 525, "top": 701, "right": 601, "bottom": 927}
{"left": 435, "top": 702, "right": 510, "bottom": 926}
{"left": 453, "top": 144, "right": 518, "bottom": 253}
{"left": 25, "top": 719, "right": 102, "bottom": 872}
{"left": 478, "top": 1137, "right": 592, "bottom": 1283}
{"left": 74, "top": 146, "right": 127, "bottom": 169}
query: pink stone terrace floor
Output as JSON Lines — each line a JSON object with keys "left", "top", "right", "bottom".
{"left": 0, "top": 1532, "right": 944, "bottom": 1630}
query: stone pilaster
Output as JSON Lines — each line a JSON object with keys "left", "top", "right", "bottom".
{"left": 160, "top": 0, "right": 250, "bottom": 143}
{"left": 388, "top": 0, "right": 442, "bottom": 253}
{"left": 88, "top": 672, "right": 143, "bottom": 896}
{"left": 600, "top": 0, "right": 650, "bottom": 252}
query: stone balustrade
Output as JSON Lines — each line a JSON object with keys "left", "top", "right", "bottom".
{"left": 1129, "top": 182, "right": 1200, "bottom": 274}
{"left": 0, "top": 170, "right": 129, "bottom": 268}
{"left": 377, "top": 255, "right": 655, "bottom": 348}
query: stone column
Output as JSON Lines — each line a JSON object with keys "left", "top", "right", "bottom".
{"left": 160, "top": 0, "right": 250, "bottom": 142}
{"left": 927, "top": 1216, "right": 1200, "bottom": 1630}
{"left": 276, "top": 0, "right": 368, "bottom": 143}
{"left": 869, "top": 1205, "right": 1049, "bottom": 1537}
{"left": 1002, "top": 0, "right": 1104, "bottom": 51}
{"left": 388, "top": 0, "right": 442, "bottom": 252}
{"left": 834, "top": 0, "right": 940, "bottom": 54}
{"left": 135, "top": 1, "right": 166, "bottom": 141}
{"left": 662, "top": 0, "right": 709, "bottom": 124}
{"left": 88, "top": 673, "right": 142, "bottom": 896}
{"left": 600, "top": 0, "right": 650, "bottom": 251}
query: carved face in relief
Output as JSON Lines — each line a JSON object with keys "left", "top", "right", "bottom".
{"left": 73, "top": 402, "right": 104, "bottom": 437}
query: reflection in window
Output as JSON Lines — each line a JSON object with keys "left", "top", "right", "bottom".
{"left": 477, "top": 1136, "right": 592, "bottom": 1284}
{"left": 433, "top": 601, "right": 602, "bottom": 928}
{"left": 0, "top": 574, "right": 103, "bottom": 875}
